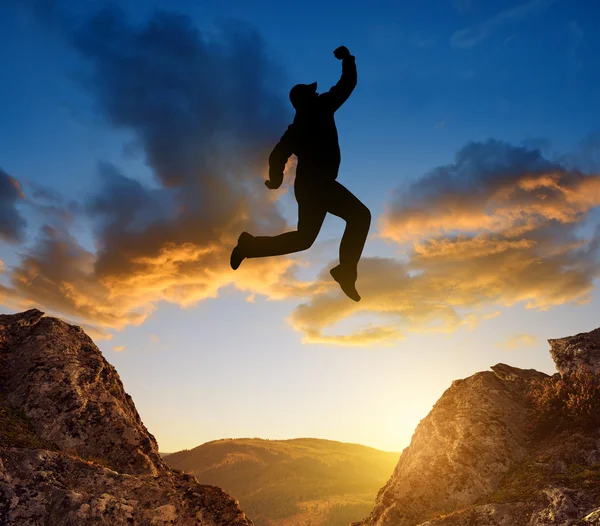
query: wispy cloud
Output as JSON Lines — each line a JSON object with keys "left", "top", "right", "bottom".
{"left": 567, "top": 20, "right": 584, "bottom": 79}
{"left": 410, "top": 31, "right": 437, "bottom": 48}
{"left": 484, "top": 311, "right": 502, "bottom": 320}
{"left": 498, "top": 333, "right": 538, "bottom": 349}
{"left": 451, "top": 0, "right": 558, "bottom": 48}
{"left": 113, "top": 345, "right": 126, "bottom": 352}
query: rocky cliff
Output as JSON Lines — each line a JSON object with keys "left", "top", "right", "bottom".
{"left": 0, "top": 310, "right": 253, "bottom": 525}
{"left": 356, "top": 329, "right": 600, "bottom": 526}
{"left": 549, "top": 327, "right": 600, "bottom": 376}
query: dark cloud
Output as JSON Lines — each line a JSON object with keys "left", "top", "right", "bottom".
{"left": 21, "top": 180, "right": 83, "bottom": 226}
{"left": 68, "top": 8, "right": 288, "bottom": 187}
{"left": 0, "top": 4, "right": 305, "bottom": 328}
{"left": 381, "top": 139, "right": 598, "bottom": 241}
{"left": 0, "top": 168, "right": 27, "bottom": 243}
{"left": 560, "top": 130, "right": 600, "bottom": 173}
{"left": 67, "top": 7, "right": 292, "bottom": 280}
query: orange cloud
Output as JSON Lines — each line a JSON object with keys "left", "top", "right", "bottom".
{"left": 0, "top": 225, "right": 312, "bottom": 332}
{"left": 3, "top": 135, "right": 599, "bottom": 349}
{"left": 498, "top": 334, "right": 538, "bottom": 350}
{"left": 288, "top": 141, "right": 600, "bottom": 346}
{"left": 483, "top": 311, "right": 502, "bottom": 320}
{"left": 380, "top": 170, "right": 600, "bottom": 243}
{"left": 289, "top": 241, "right": 596, "bottom": 346}
{"left": 0, "top": 8, "right": 315, "bottom": 334}
{"left": 413, "top": 236, "right": 535, "bottom": 260}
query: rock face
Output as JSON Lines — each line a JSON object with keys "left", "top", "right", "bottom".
{"left": 0, "top": 310, "right": 253, "bottom": 525}
{"left": 356, "top": 330, "right": 600, "bottom": 526}
{"left": 549, "top": 327, "right": 600, "bottom": 375}
{"left": 0, "top": 309, "right": 164, "bottom": 476}
{"left": 418, "top": 488, "right": 600, "bottom": 526}
{"left": 355, "top": 365, "right": 546, "bottom": 526}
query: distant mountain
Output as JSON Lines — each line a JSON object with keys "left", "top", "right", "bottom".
{"left": 164, "top": 437, "right": 399, "bottom": 526}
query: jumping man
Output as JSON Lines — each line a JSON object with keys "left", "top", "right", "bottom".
{"left": 230, "top": 45, "right": 371, "bottom": 302}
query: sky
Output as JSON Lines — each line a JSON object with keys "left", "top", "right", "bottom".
{"left": 1, "top": 0, "right": 600, "bottom": 453}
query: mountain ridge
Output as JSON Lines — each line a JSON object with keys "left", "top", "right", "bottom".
{"left": 165, "top": 436, "right": 399, "bottom": 526}
{"left": 180, "top": 436, "right": 398, "bottom": 452}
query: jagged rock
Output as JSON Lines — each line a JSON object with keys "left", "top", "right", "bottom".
{"left": 357, "top": 325, "right": 600, "bottom": 526}
{"left": 529, "top": 486, "right": 590, "bottom": 525}
{"left": 0, "top": 448, "right": 251, "bottom": 525}
{"left": 356, "top": 366, "right": 540, "bottom": 525}
{"left": 549, "top": 327, "right": 600, "bottom": 375}
{"left": 417, "top": 486, "right": 600, "bottom": 526}
{"left": 583, "top": 508, "right": 600, "bottom": 524}
{"left": 416, "top": 503, "right": 535, "bottom": 526}
{"left": 490, "top": 363, "right": 549, "bottom": 383}
{"left": 0, "top": 309, "right": 164, "bottom": 476}
{"left": 0, "top": 310, "right": 253, "bottom": 525}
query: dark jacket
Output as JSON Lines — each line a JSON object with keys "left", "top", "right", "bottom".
{"left": 268, "top": 56, "right": 357, "bottom": 186}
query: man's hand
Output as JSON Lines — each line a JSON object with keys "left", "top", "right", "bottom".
{"left": 265, "top": 180, "right": 281, "bottom": 190}
{"left": 333, "top": 46, "right": 351, "bottom": 60}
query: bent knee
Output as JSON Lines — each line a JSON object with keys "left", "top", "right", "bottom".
{"left": 357, "top": 204, "right": 371, "bottom": 225}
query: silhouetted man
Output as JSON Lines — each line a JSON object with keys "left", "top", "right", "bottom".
{"left": 230, "top": 45, "right": 370, "bottom": 302}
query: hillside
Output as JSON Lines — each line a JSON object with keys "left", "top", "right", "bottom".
{"left": 165, "top": 438, "right": 399, "bottom": 526}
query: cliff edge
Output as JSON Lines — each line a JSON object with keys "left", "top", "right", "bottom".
{"left": 0, "top": 309, "right": 253, "bottom": 525}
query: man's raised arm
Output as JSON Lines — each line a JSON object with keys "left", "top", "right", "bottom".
{"left": 322, "top": 46, "right": 357, "bottom": 112}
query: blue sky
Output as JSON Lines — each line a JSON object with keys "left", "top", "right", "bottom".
{"left": 1, "top": 0, "right": 599, "bottom": 452}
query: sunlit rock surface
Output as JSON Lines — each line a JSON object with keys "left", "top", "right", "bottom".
{"left": 549, "top": 327, "right": 600, "bottom": 375}
{"left": 356, "top": 330, "right": 600, "bottom": 526}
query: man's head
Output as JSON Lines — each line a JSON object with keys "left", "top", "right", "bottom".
{"left": 289, "top": 82, "right": 318, "bottom": 109}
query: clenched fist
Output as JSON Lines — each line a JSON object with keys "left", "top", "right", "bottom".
{"left": 265, "top": 180, "right": 281, "bottom": 190}
{"left": 333, "top": 46, "right": 351, "bottom": 60}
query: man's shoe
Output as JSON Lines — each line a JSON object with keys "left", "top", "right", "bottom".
{"left": 330, "top": 265, "right": 361, "bottom": 302}
{"left": 230, "top": 232, "right": 253, "bottom": 270}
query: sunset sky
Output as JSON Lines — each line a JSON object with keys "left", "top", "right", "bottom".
{"left": 1, "top": 0, "right": 600, "bottom": 453}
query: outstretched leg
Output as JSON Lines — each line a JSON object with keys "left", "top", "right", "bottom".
{"left": 326, "top": 181, "right": 371, "bottom": 301}
{"left": 230, "top": 180, "right": 327, "bottom": 269}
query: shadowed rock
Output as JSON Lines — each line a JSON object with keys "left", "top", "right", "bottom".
{"left": 0, "top": 309, "right": 165, "bottom": 475}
